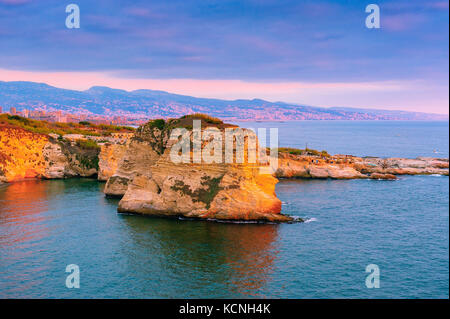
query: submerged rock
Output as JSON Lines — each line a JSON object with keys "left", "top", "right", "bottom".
{"left": 369, "top": 173, "right": 397, "bottom": 180}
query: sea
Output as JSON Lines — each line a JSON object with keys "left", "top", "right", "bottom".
{"left": 0, "top": 120, "right": 448, "bottom": 298}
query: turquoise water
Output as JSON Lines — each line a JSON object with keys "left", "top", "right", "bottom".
{"left": 0, "top": 121, "right": 448, "bottom": 298}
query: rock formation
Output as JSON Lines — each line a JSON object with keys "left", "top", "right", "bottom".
{"left": 107, "top": 116, "right": 292, "bottom": 222}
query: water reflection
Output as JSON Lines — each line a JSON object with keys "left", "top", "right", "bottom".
{"left": 0, "top": 180, "right": 51, "bottom": 247}
{"left": 119, "top": 216, "right": 280, "bottom": 298}
{"left": 0, "top": 179, "right": 106, "bottom": 298}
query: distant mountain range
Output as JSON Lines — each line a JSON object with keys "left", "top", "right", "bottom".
{"left": 0, "top": 81, "right": 447, "bottom": 121}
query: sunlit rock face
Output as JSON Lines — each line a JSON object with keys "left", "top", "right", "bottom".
{"left": 98, "top": 143, "right": 128, "bottom": 181}
{"left": 108, "top": 117, "right": 291, "bottom": 222}
{"left": 0, "top": 125, "right": 48, "bottom": 181}
{"left": 0, "top": 125, "right": 99, "bottom": 181}
{"left": 118, "top": 159, "right": 287, "bottom": 222}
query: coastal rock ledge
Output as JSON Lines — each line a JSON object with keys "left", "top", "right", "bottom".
{"left": 107, "top": 116, "right": 293, "bottom": 223}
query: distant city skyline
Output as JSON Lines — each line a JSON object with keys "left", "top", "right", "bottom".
{"left": 0, "top": 0, "right": 448, "bottom": 114}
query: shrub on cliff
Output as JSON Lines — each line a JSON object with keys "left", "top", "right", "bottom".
{"left": 180, "top": 113, "right": 223, "bottom": 124}
{"left": 278, "top": 147, "right": 330, "bottom": 157}
{"left": 76, "top": 139, "right": 100, "bottom": 150}
{"left": 148, "top": 119, "right": 166, "bottom": 130}
{"left": 0, "top": 114, "right": 135, "bottom": 136}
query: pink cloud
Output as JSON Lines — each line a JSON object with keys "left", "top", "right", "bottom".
{"left": 383, "top": 13, "right": 427, "bottom": 32}
{"left": 428, "top": 1, "right": 449, "bottom": 9}
{"left": 124, "top": 7, "right": 166, "bottom": 19}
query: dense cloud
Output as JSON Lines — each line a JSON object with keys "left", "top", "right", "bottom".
{"left": 0, "top": 0, "right": 448, "bottom": 83}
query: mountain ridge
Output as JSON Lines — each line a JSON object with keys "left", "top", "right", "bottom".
{"left": 0, "top": 81, "right": 447, "bottom": 121}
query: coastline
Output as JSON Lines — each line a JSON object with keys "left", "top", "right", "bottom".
{"left": 1, "top": 115, "right": 449, "bottom": 223}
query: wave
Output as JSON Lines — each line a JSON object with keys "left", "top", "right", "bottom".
{"left": 304, "top": 217, "right": 318, "bottom": 223}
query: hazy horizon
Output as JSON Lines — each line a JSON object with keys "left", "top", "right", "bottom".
{"left": 2, "top": 79, "right": 449, "bottom": 117}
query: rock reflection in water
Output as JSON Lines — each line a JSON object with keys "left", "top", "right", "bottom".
{"left": 119, "top": 216, "right": 280, "bottom": 298}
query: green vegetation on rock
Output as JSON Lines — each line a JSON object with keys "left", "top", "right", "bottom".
{"left": 76, "top": 139, "right": 101, "bottom": 150}
{"left": 170, "top": 175, "right": 224, "bottom": 209}
{"left": 148, "top": 119, "right": 166, "bottom": 130}
{"left": 278, "top": 147, "right": 330, "bottom": 157}
{"left": 180, "top": 113, "right": 223, "bottom": 124}
{"left": 0, "top": 114, "right": 135, "bottom": 136}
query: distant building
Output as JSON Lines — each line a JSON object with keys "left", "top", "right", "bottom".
{"left": 0, "top": 106, "right": 3, "bottom": 114}
{"left": 10, "top": 107, "right": 16, "bottom": 115}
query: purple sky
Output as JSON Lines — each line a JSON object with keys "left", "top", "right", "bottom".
{"left": 0, "top": 0, "right": 448, "bottom": 114}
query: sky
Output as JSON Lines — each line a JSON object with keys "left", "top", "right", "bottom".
{"left": 0, "top": 0, "right": 448, "bottom": 114}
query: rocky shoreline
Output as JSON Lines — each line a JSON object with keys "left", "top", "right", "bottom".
{"left": 276, "top": 152, "right": 449, "bottom": 180}
{"left": 1, "top": 116, "right": 448, "bottom": 222}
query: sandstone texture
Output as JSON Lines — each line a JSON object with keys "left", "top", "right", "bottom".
{"left": 0, "top": 125, "right": 48, "bottom": 181}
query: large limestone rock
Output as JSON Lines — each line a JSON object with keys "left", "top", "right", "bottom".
{"left": 118, "top": 159, "right": 287, "bottom": 222}
{"left": 111, "top": 117, "right": 292, "bottom": 222}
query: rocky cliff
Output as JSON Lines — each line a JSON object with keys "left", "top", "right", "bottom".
{"left": 0, "top": 125, "right": 48, "bottom": 181}
{"left": 106, "top": 116, "right": 291, "bottom": 222}
{"left": 0, "top": 124, "right": 100, "bottom": 181}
